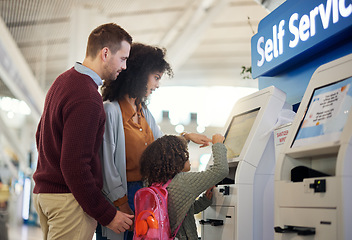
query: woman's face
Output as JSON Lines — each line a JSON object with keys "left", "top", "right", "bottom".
{"left": 145, "top": 71, "right": 163, "bottom": 97}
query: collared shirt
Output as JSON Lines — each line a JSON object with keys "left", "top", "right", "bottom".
{"left": 119, "top": 98, "right": 154, "bottom": 182}
{"left": 74, "top": 62, "right": 103, "bottom": 86}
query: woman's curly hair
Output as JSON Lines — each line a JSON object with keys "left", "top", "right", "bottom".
{"left": 101, "top": 42, "right": 173, "bottom": 105}
{"left": 140, "top": 135, "right": 189, "bottom": 186}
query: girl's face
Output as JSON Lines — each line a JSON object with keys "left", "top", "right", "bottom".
{"left": 145, "top": 71, "right": 163, "bottom": 97}
{"left": 182, "top": 159, "right": 191, "bottom": 172}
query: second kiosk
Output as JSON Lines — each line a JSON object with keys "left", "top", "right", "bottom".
{"left": 201, "top": 86, "right": 292, "bottom": 240}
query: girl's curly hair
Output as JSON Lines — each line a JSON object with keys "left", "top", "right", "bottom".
{"left": 140, "top": 135, "right": 189, "bottom": 186}
{"left": 101, "top": 42, "right": 173, "bottom": 106}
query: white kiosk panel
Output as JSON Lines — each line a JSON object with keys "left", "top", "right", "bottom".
{"left": 202, "top": 86, "right": 291, "bottom": 240}
{"left": 274, "top": 53, "right": 352, "bottom": 240}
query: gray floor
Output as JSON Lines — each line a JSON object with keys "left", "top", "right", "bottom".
{"left": 4, "top": 192, "right": 202, "bottom": 240}
{"left": 8, "top": 224, "right": 43, "bottom": 240}
{"left": 7, "top": 223, "right": 98, "bottom": 240}
{"left": 4, "top": 192, "right": 98, "bottom": 240}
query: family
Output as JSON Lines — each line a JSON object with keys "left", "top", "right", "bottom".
{"left": 33, "top": 23, "right": 229, "bottom": 240}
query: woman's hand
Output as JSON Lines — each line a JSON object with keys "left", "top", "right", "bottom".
{"left": 184, "top": 133, "right": 212, "bottom": 148}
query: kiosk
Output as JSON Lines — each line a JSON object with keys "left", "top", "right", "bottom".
{"left": 274, "top": 53, "right": 352, "bottom": 240}
{"left": 201, "top": 86, "right": 293, "bottom": 240}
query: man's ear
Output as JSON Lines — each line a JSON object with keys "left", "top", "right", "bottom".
{"left": 101, "top": 47, "right": 109, "bottom": 61}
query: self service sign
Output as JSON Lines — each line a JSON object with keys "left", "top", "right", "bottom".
{"left": 251, "top": 0, "right": 352, "bottom": 78}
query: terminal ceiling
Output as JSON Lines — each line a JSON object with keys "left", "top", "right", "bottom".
{"left": 0, "top": 0, "right": 284, "bottom": 100}
{"left": 0, "top": 0, "right": 284, "bottom": 172}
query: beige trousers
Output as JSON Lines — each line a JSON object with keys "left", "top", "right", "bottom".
{"left": 33, "top": 193, "right": 97, "bottom": 240}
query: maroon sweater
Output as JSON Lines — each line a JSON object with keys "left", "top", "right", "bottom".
{"left": 33, "top": 67, "right": 116, "bottom": 226}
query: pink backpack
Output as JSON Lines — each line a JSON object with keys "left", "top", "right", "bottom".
{"left": 133, "top": 180, "right": 181, "bottom": 240}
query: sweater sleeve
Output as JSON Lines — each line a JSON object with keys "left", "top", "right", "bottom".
{"left": 100, "top": 102, "right": 127, "bottom": 202}
{"left": 168, "top": 143, "right": 229, "bottom": 232}
{"left": 61, "top": 99, "right": 115, "bottom": 226}
{"left": 143, "top": 107, "right": 163, "bottom": 139}
{"left": 193, "top": 194, "right": 212, "bottom": 214}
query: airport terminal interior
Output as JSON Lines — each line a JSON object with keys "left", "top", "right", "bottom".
{"left": 1, "top": 0, "right": 352, "bottom": 239}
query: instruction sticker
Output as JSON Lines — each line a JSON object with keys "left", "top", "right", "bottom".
{"left": 293, "top": 77, "right": 352, "bottom": 148}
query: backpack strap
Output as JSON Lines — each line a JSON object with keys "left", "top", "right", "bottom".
{"left": 171, "top": 219, "right": 184, "bottom": 239}
{"left": 151, "top": 179, "right": 172, "bottom": 199}
{"left": 151, "top": 179, "right": 172, "bottom": 188}
{"left": 163, "top": 179, "right": 172, "bottom": 188}
{"left": 164, "top": 179, "right": 183, "bottom": 239}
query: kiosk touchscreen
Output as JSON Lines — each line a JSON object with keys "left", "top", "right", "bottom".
{"left": 224, "top": 108, "right": 260, "bottom": 160}
{"left": 202, "top": 86, "right": 291, "bottom": 240}
{"left": 274, "top": 53, "right": 352, "bottom": 240}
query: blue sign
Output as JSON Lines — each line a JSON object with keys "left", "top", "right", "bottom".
{"left": 251, "top": 0, "right": 352, "bottom": 78}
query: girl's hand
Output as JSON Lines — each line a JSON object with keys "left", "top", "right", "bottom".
{"left": 212, "top": 134, "right": 225, "bottom": 144}
{"left": 205, "top": 186, "right": 215, "bottom": 200}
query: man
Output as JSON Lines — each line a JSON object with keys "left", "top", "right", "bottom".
{"left": 33, "top": 23, "right": 133, "bottom": 240}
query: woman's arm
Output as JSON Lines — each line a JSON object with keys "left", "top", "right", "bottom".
{"left": 143, "top": 107, "right": 163, "bottom": 139}
{"left": 181, "top": 132, "right": 212, "bottom": 148}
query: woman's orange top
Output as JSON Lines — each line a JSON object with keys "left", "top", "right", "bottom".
{"left": 119, "top": 98, "right": 154, "bottom": 182}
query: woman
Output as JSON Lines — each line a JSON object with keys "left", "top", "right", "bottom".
{"left": 96, "top": 43, "right": 211, "bottom": 240}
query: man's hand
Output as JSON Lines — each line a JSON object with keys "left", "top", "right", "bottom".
{"left": 106, "top": 210, "right": 134, "bottom": 234}
{"left": 118, "top": 202, "right": 134, "bottom": 231}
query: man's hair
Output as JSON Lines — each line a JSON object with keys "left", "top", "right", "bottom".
{"left": 86, "top": 23, "right": 132, "bottom": 58}
{"left": 140, "top": 135, "right": 189, "bottom": 185}
{"left": 101, "top": 42, "right": 173, "bottom": 105}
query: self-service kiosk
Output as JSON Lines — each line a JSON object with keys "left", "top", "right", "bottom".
{"left": 274, "top": 53, "right": 352, "bottom": 240}
{"left": 202, "top": 86, "right": 294, "bottom": 240}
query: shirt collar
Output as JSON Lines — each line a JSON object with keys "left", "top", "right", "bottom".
{"left": 74, "top": 62, "right": 103, "bottom": 86}
{"left": 119, "top": 97, "right": 144, "bottom": 120}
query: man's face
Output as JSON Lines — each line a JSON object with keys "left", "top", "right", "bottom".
{"left": 103, "top": 40, "right": 130, "bottom": 81}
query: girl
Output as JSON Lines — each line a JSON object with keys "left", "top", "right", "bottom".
{"left": 140, "top": 134, "right": 229, "bottom": 240}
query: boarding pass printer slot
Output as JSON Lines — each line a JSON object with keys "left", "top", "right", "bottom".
{"left": 274, "top": 226, "right": 316, "bottom": 236}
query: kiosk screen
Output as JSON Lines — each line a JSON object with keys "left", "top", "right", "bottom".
{"left": 292, "top": 77, "right": 352, "bottom": 148}
{"left": 224, "top": 108, "right": 260, "bottom": 159}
